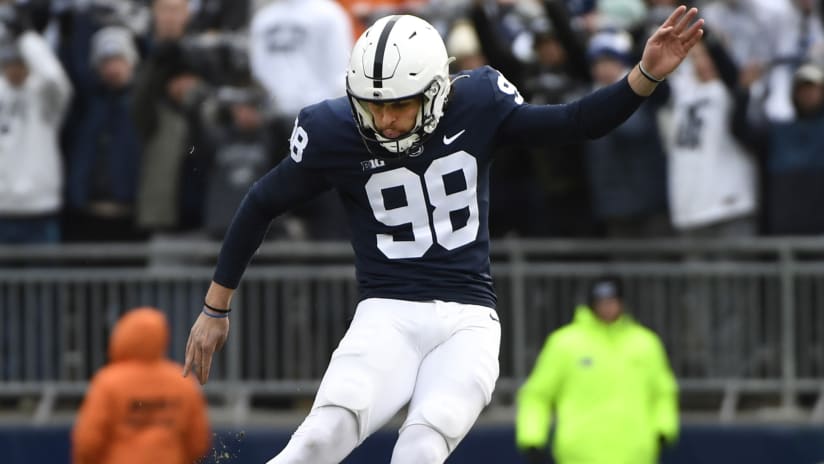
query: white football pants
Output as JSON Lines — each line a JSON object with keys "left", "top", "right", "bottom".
{"left": 267, "top": 297, "right": 501, "bottom": 464}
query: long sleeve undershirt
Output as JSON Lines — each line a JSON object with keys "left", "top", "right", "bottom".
{"left": 498, "top": 75, "right": 645, "bottom": 145}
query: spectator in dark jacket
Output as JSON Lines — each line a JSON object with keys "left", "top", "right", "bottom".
{"left": 63, "top": 26, "right": 145, "bottom": 242}
{"left": 737, "top": 62, "right": 824, "bottom": 235}
{"left": 200, "top": 84, "right": 281, "bottom": 239}
{"left": 132, "top": 0, "right": 210, "bottom": 233}
{"left": 584, "top": 29, "right": 671, "bottom": 237}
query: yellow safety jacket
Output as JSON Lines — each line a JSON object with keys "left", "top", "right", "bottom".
{"left": 516, "top": 305, "right": 679, "bottom": 464}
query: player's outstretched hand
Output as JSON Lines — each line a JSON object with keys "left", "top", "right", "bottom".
{"left": 183, "top": 311, "right": 230, "bottom": 385}
{"left": 641, "top": 5, "right": 704, "bottom": 79}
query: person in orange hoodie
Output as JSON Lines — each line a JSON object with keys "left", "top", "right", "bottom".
{"left": 72, "top": 307, "right": 211, "bottom": 464}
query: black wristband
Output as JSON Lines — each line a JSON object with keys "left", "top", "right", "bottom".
{"left": 638, "top": 61, "right": 665, "bottom": 83}
{"left": 203, "top": 300, "right": 231, "bottom": 314}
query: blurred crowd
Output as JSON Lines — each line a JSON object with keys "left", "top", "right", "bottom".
{"left": 1, "top": 0, "right": 823, "bottom": 245}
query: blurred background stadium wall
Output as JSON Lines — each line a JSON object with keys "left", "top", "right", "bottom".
{"left": 3, "top": 0, "right": 824, "bottom": 462}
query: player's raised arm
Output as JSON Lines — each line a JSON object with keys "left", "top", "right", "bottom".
{"left": 628, "top": 5, "right": 704, "bottom": 97}
{"left": 497, "top": 5, "right": 703, "bottom": 146}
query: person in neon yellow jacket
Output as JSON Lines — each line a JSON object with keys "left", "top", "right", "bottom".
{"left": 516, "top": 276, "right": 679, "bottom": 464}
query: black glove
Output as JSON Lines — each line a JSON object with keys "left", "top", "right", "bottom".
{"left": 658, "top": 434, "right": 675, "bottom": 456}
{"left": 524, "top": 447, "right": 551, "bottom": 464}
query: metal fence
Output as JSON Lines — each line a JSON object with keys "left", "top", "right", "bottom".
{"left": 2, "top": 238, "right": 824, "bottom": 423}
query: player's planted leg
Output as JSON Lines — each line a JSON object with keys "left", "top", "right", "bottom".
{"left": 266, "top": 405, "right": 359, "bottom": 464}
{"left": 390, "top": 424, "right": 450, "bottom": 464}
{"left": 391, "top": 304, "right": 501, "bottom": 463}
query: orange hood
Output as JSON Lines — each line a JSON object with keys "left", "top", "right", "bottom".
{"left": 108, "top": 307, "right": 169, "bottom": 363}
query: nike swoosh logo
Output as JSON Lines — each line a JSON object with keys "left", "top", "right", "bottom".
{"left": 443, "top": 129, "right": 466, "bottom": 145}
{"left": 489, "top": 312, "right": 499, "bottom": 322}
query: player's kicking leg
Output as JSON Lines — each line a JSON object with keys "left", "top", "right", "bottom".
{"left": 266, "top": 298, "right": 426, "bottom": 464}
{"left": 391, "top": 303, "right": 501, "bottom": 464}
{"left": 266, "top": 405, "right": 359, "bottom": 463}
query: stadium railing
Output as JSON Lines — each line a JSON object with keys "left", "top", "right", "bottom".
{"left": 2, "top": 237, "right": 824, "bottom": 424}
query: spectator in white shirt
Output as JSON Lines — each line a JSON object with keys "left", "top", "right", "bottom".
{"left": 0, "top": 27, "right": 72, "bottom": 243}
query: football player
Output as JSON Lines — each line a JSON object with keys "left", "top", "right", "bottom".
{"left": 183, "top": 7, "right": 703, "bottom": 463}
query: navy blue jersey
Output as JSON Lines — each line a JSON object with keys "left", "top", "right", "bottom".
{"left": 214, "top": 66, "right": 645, "bottom": 308}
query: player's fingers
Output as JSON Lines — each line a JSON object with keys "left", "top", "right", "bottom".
{"left": 182, "top": 338, "right": 193, "bottom": 377}
{"left": 201, "top": 345, "right": 215, "bottom": 384}
{"left": 191, "top": 340, "right": 204, "bottom": 384}
{"left": 682, "top": 18, "right": 704, "bottom": 43}
{"left": 650, "top": 26, "right": 674, "bottom": 43}
{"left": 660, "top": 5, "right": 686, "bottom": 29}
{"left": 182, "top": 328, "right": 196, "bottom": 377}
{"left": 683, "top": 28, "right": 704, "bottom": 51}
{"left": 673, "top": 7, "right": 698, "bottom": 35}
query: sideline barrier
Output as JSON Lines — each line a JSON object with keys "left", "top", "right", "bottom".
{"left": 4, "top": 238, "right": 824, "bottom": 421}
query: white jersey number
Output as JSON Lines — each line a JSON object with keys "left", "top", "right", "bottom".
{"left": 365, "top": 151, "right": 480, "bottom": 259}
{"left": 290, "top": 121, "right": 309, "bottom": 162}
{"left": 496, "top": 73, "right": 524, "bottom": 105}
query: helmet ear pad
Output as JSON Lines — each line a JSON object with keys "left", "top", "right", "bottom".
{"left": 422, "top": 74, "right": 450, "bottom": 135}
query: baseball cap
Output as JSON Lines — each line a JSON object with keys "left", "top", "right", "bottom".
{"left": 589, "top": 276, "right": 624, "bottom": 303}
{"left": 90, "top": 26, "right": 138, "bottom": 67}
{"left": 587, "top": 29, "right": 633, "bottom": 65}
{"left": 793, "top": 63, "right": 824, "bottom": 86}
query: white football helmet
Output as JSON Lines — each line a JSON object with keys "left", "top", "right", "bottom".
{"left": 346, "top": 15, "right": 452, "bottom": 158}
